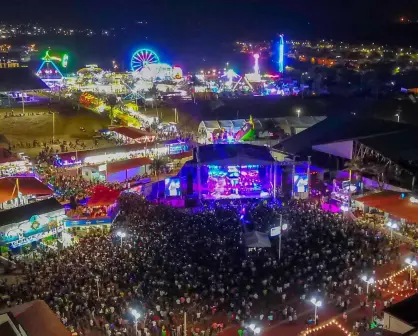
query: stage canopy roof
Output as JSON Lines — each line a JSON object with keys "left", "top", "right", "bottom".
{"left": 356, "top": 191, "right": 418, "bottom": 223}
{"left": 189, "top": 144, "right": 276, "bottom": 166}
{"left": 199, "top": 116, "right": 325, "bottom": 134}
{"left": 0, "top": 177, "right": 53, "bottom": 203}
{"left": 0, "top": 68, "right": 49, "bottom": 92}
{"left": 106, "top": 157, "right": 152, "bottom": 175}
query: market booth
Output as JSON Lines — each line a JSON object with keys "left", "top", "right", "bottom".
{"left": 107, "top": 127, "right": 156, "bottom": 144}
{"left": 81, "top": 157, "right": 152, "bottom": 182}
{"left": 354, "top": 191, "right": 418, "bottom": 240}
{"left": 0, "top": 198, "right": 65, "bottom": 254}
{"left": 64, "top": 185, "right": 119, "bottom": 235}
{"left": 0, "top": 148, "right": 32, "bottom": 177}
{"left": 0, "top": 176, "right": 54, "bottom": 210}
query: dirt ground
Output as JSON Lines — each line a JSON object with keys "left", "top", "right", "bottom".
{"left": 0, "top": 102, "right": 109, "bottom": 142}
{"left": 0, "top": 98, "right": 194, "bottom": 158}
{"left": 0, "top": 101, "right": 113, "bottom": 157}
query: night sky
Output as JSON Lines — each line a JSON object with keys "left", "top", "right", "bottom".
{"left": 2, "top": 0, "right": 418, "bottom": 70}
{"left": 2, "top": 0, "right": 417, "bottom": 41}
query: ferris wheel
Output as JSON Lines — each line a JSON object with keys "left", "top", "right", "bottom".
{"left": 131, "top": 49, "right": 160, "bottom": 72}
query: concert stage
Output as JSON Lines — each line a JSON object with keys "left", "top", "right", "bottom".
{"left": 204, "top": 164, "right": 272, "bottom": 199}
{"left": 180, "top": 144, "right": 278, "bottom": 200}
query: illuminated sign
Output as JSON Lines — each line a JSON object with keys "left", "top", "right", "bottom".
{"left": 271, "top": 224, "right": 287, "bottom": 236}
{"left": 10, "top": 225, "right": 64, "bottom": 248}
{"left": 64, "top": 217, "right": 112, "bottom": 227}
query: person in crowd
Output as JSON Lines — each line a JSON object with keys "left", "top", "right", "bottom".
{"left": 0, "top": 196, "right": 400, "bottom": 335}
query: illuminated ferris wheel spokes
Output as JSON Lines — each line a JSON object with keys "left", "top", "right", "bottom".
{"left": 131, "top": 49, "right": 160, "bottom": 72}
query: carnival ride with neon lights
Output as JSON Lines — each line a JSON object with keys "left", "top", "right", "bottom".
{"left": 212, "top": 116, "right": 256, "bottom": 143}
{"left": 36, "top": 50, "right": 65, "bottom": 82}
{"left": 278, "top": 34, "right": 285, "bottom": 73}
{"left": 131, "top": 49, "right": 160, "bottom": 72}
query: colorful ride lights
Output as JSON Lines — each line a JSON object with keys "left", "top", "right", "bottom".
{"left": 405, "top": 258, "right": 418, "bottom": 282}
{"left": 361, "top": 276, "right": 375, "bottom": 294}
{"left": 310, "top": 298, "right": 322, "bottom": 325}
{"left": 386, "top": 222, "right": 399, "bottom": 240}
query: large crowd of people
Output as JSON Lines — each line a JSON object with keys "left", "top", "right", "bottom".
{"left": 0, "top": 196, "right": 401, "bottom": 336}
{"left": 37, "top": 167, "right": 151, "bottom": 203}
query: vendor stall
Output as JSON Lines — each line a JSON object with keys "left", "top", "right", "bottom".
{"left": 0, "top": 198, "right": 65, "bottom": 253}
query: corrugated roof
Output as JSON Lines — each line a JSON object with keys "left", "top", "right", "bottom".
{"left": 0, "top": 198, "right": 62, "bottom": 227}
{"left": 275, "top": 116, "right": 418, "bottom": 170}
{"left": 0, "top": 177, "right": 53, "bottom": 204}
{"left": 106, "top": 157, "right": 152, "bottom": 175}
{"left": 0, "top": 300, "right": 70, "bottom": 336}
{"left": 58, "top": 142, "right": 151, "bottom": 162}
{"left": 356, "top": 191, "right": 418, "bottom": 222}
{"left": 110, "top": 126, "right": 155, "bottom": 140}
{"left": 383, "top": 293, "right": 418, "bottom": 328}
{"left": 0, "top": 68, "right": 49, "bottom": 92}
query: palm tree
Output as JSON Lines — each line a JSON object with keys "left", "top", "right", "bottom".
{"left": 344, "top": 157, "right": 367, "bottom": 185}
{"left": 150, "top": 157, "right": 168, "bottom": 176}
{"left": 367, "top": 164, "right": 388, "bottom": 190}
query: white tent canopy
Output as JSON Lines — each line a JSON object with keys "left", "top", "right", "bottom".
{"left": 243, "top": 231, "right": 271, "bottom": 248}
{"left": 198, "top": 116, "right": 326, "bottom": 137}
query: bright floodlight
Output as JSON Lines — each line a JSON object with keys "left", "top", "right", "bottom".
{"left": 386, "top": 222, "right": 398, "bottom": 229}
{"left": 406, "top": 258, "right": 418, "bottom": 267}
{"left": 362, "top": 276, "right": 374, "bottom": 284}
{"left": 254, "top": 327, "right": 261, "bottom": 334}
{"left": 131, "top": 309, "right": 141, "bottom": 320}
{"left": 310, "top": 298, "right": 322, "bottom": 307}
{"left": 249, "top": 324, "right": 255, "bottom": 331}
{"left": 117, "top": 231, "right": 126, "bottom": 238}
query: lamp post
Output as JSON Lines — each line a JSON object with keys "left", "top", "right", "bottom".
{"left": 277, "top": 214, "right": 288, "bottom": 261}
{"left": 386, "top": 222, "right": 398, "bottom": 240}
{"left": 95, "top": 276, "right": 100, "bottom": 299}
{"left": 117, "top": 231, "right": 126, "bottom": 247}
{"left": 310, "top": 298, "right": 322, "bottom": 325}
{"left": 405, "top": 258, "right": 417, "bottom": 282}
{"left": 131, "top": 309, "right": 141, "bottom": 335}
{"left": 361, "top": 275, "right": 375, "bottom": 295}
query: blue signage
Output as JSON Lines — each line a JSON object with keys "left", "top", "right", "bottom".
{"left": 64, "top": 217, "right": 112, "bottom": 228}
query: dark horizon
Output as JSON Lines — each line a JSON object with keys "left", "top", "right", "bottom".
{"left": 1, "top": 0, "right": 418, "bottom": 41}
